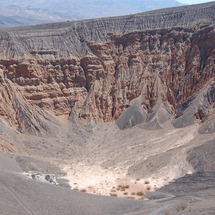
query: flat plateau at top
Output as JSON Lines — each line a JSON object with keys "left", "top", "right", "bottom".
{"left": 1, "top": 2, "right": 215, "bottom": 215}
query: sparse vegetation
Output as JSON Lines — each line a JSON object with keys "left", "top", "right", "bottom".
{"left": 110, "top": 193, "right": 117, "bottom": 197}
{"left": 80, "top": 189, "right": 86, "bottom": 192}
{"left": 131, "top": 192, "right": 136, "bottom": 195}
{"left": 123, "top": 192, "right": 128, "bottom": 195}
{"left": 117, "top": 185, "right": 129, "bottom": 191}
{"left": 145, "top": 180, "right": 150, "bottom": 184}
{"left": 176, "top": 204, "right": 187, "bottom": 212}
{"left": 136, "top": 191, "right": 144, "bottom": 196}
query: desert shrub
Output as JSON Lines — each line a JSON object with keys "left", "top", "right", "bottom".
{"left": 176, "top": 204, "right": 187, "bottom": 212}
{"left": 136, "top": 191, "right": 144, "bottom": 196}
{"left": 145, "top": 181, "right": 150, "bottom": 184}
{"left": 110, "top": 193, "right": 117, "bottom": 197}
{"left": 123, "top": 192, "right": 128, "bottom": 195}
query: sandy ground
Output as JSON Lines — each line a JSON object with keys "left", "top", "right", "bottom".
{"left": 63, "top": 163, "right": 150, "bottom": 199}
{"left": 50, "top": 121, "right": 203, "bottom": 199}
{"left": 1, "top": 117, "right": 215, "bottom": 214}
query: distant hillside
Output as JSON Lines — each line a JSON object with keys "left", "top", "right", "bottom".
{"left": 0, "top": 0, "right": 184, "bottom": 27}
{"left": 0, "top": 4, "right": 70, "bottom": 27}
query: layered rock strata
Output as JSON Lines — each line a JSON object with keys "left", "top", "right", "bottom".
{"left": 1, "top": 3, "right": 215, "bottom": 132}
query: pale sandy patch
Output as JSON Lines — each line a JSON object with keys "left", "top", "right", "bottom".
{"left": 63, "top": 164, "right": 150, "bottom": 199}
{"left": 113, "top": 178, "right": 147, "bottom": 199}
{"left": 63, "top": 163, "right": 119, "bottom": 196}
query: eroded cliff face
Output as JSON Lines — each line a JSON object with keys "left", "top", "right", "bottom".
{"left": 1, "top": 23, "right": 215, "bottom": 133}
{"left": 1, "top": 5, "right": 215, "bottom": 201}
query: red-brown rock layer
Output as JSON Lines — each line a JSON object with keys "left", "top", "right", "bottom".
{"left": 1, "top": 24, "right": 215, "bottom": 130}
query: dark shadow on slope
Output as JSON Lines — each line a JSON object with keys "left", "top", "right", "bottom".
{"left": 161, "top": 138, "right": 215, "bottom": 196}
{"left": 160, "top": 172, "right": 215, "bottom": 198}
{"left": 187, "top": 138, "right": 215, "bottom": 173}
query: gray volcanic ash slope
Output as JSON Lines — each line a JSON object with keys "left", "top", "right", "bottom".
{"left": 1, "top": 1, "right": 215, "bottom": 58}
{"left": 1, "top": 2, "right": 215, "bottom": 215}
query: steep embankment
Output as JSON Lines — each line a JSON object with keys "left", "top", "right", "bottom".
{"left": 1, "top": 3, "right": 215, "bottom": 131}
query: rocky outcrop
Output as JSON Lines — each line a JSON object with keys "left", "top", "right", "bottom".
{"left": 1, "top": 3, "right": 215, "bottom": 132}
